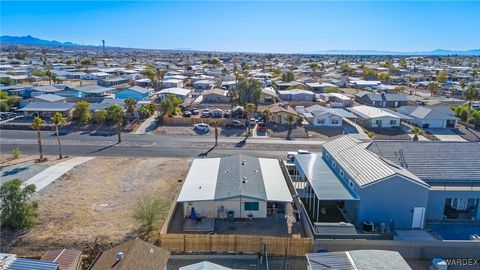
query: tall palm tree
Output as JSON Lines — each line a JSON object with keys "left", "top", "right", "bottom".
{"left": 210, "top": 120, "right": 220, "bottom": 146}
{"left": 107, "top": 104, "right": 125, "bottom": 143}
{"left": 261, "top": 109, "right": 272, "bottom": 125}
{"left": 31, "top": 116, "right": 45, "bottom": 161}
{"left": 245, "top": 103, "right": 255, "bottom": 139}
{"left": 286, "top": 114, "right": 295, "bottom": 130}
{"left": 52, "top": 112, "right": 67, "bottom": 159}
{"left": 463, "top": 83, "right": 479, "bottom": 125}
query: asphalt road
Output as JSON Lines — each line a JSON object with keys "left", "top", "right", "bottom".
{"left": 0, "top": 130, "right": 325, "bottom": 159}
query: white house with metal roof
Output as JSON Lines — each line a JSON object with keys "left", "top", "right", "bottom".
{"left": 347, "top": 105, "right": 410, "bottom": 128}
{"left": 177, "top": 155, "right": 292, "bottom": 219}
{"left": 397, "top": 105, "right": 457, "bottom": 128}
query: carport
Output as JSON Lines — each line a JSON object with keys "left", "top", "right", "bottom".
{"left": 293, "top": 154, "right": 359, "bottom": 223}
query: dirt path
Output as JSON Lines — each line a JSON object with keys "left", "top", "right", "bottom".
{"left": 2, "top": 157, "right": 191, "bottom": 257}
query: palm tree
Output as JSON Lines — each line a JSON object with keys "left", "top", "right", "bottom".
{"left": 52, "top": 112, "right": 67, "bottom": 159}
{"left": 124, "top": 98, "right": 137, "bottom": 120}
{"left": 261, "top": 109, "right": 272, "bottom": 125}
{"left": 463, "top": 83, "right": 479, "bottom": 125}
{"left": 31, "top": 116, "right": 45, "bottom": 161}
{"left": 46, "top": 69, "right": 53, "bottom": 85}
{"left": 245, "top": 103, "right": 255, "bottom": 138}
{"left": 107, "top": 104, "right": 125, "bottom": 143}
{"left": 428, "top": 82, "right": 440, "bottom": 97}
{"left": 411, "top": 127, "right": 422, "bottom": 141}
{"left": 286, "top": 114, "right": 295, "bottom": 130}
{"left": 210, "top": 120, "right": 220, "bottom": 146}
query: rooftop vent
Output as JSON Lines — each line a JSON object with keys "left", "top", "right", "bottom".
{"left": 116, "top": 252, "right": 124, "bottom": 262}
{"left": 242, "top": 176, "right": 247, "bottom": 183}
{"left": 242, "top": 160, "right": 246, "bottom": 165}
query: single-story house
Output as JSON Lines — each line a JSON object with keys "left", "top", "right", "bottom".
{"left": 319, "top": 93, "right": 353, "bottom": 107}
{"left": 293, "top": 136, "right": 430, "bottom": 229}
{"left": 90, "top": 239, "right": 170, "bottom": 270}
{"left": 267, "top": 103, "right": 301, "bottom": 125}
{"left": 17, "top": 102, "right": 75, "bottom": 118}
{"left": 193, "top": 80, "right": 215, "bottom": 90}
{"left": 74, "top": 85, "right": 115, "bottom": 98}
{"left": 30, "top": 94, "right": 66, "bottom": 103}
{"left": 350, "top": 80, "right": 381, "bottom": 89}
{"left": 158, "top": 87, "right": 191, "bottom": 101}
{"left": 180, "top": 261, "right": 234, "bottom": 270}
{"left": 348, "top": 105, "right": 410, "bottom": 128}
{"left": 306, "top": 82, "right": 337, "bottom": 93}
{"left": 115, "top": 86, "right": 152, "bottom": 101}
{"left": 303, "top": 105, "right": 356, "bottom": 127}
{"left": 201, "top": 88, "right": 230, "bottom": 103}
{"left": 274, "top": 81, "right": 305, "bottom": 91}
{"left": 221, "top": 80, "right": 236, "bottom": 90}
{"left": 306, "top": 250, "right": 412, "bottom": 270}
{"left": 162, "top": 79, "right": 184, "bottom": 88}
{"left": 177, "top": 155, "right": 292, "bottom": 219}
{"left": 397, "top": 105, "right": 457, "bottom": 128}
{"left": 97, "top": 76, "right": 130, "bottom": 87}
{"left": 259, "top": 87, "right": 278, "bottom": 104}
{"left": 65, "top": 72, "right": 86, "bottom": 80}
{"left": 82, "top": 72, "right": 110, "bottom": 80}
{"left": 355, "top": 91, "right": 408, "bottom": 108}
{"left": 278, "top": 89, "right": 315, "bottom": 102}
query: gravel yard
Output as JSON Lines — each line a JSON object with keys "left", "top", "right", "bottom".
{"left": 1, "top": 157, "right": 191, "bottom": 257}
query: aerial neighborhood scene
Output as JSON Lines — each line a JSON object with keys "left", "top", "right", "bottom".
{"left": 1, "top": 1, "right": 480, "bottom": 270}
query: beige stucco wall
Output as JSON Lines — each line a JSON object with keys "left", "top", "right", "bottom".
{"left": 183, "top": 197, "right": 267, "bottom": 219}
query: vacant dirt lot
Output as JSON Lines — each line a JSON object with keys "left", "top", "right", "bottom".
{"left": 2, "top": 157, "right": 191, "bottom": 257}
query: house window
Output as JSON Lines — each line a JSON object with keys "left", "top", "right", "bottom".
{"left": 390, "top": 120, "right": 397, "bottom": 125}
{"left": 375, "top": 120, "right": 382, "bottom": 126}
{"left": 244, "top": 202, "right": 259, "bottom": 211}
{"left": 332, "top": 119, "right": 339, "bottom": 125}
{"left": 325, "top": 153, "right": 330, "bottom": 160}
{"left": 332, "top": 161, "right": 337, "bottom": 168}
{"left": 317, "top": 119, "right": 325, "bottom": 125}
{"left": 349, "top": 180, "right": 354, "bottom": 188}
{"left": 340, "top": 170, "right": 344, "bottom": 177}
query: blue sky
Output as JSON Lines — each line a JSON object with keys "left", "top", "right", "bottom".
{"left": 1, "top": 1, "right": 479, "bottom": 53}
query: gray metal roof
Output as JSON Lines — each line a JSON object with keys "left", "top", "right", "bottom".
{"left": 32, "top": 94, "right": 66, "bottom": 102}
{"left": 215, "top": 155, "right": 267, "bottom": 200}
{"left": 367, "top": 141, "right": 480, "bottom": 184}
{"left": 32, "top": 85, "right": 61, "bottom": 93}
{"left": 323, "top": 136, "right": 428, "bottom": 187}
{"left": 75, "top": 85, "right": 115, "bottom": 94}
{"left": 295, "top": 154, "right": 358, "bottom": 200}
{"left": 123, "top": 86, "right": 150, "bottom": 94}
{"left": 307, "top": 250, "right": 412, "bottom": 270}
{"left": 398, "top": 105, "right": 457, "bottom": 120}
{"left": 18, "top": 102, "right": 75, "bottom": 112}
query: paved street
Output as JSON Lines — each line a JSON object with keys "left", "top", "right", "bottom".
{"left": 0, "top": 130, "right": 325, "bottom": 158}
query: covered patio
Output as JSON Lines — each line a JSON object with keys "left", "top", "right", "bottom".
{"left": 292, "top": 154, "right": 359, "bottom": 224}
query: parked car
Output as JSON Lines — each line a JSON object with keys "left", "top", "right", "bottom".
{"left": 190, "top": 108, "right": 200, "bottom": 115}
{"left": 223, "top": 110, "right": 231, "bottom": 118}
{"left": 249, "top": 118, "right": 257, "bottom": 127}
{"left": 210, "top": 109, "right": 223, "bottom": 118}
{"left": 227, "top": 120, "right": 246, "bottom": 128}
{"left": 257, "top": 121, "right": 267, "bottom": 132}
{"left": 193, "top": 123, "right": 210, "bottom": 132}
{"left": 182, "top": 110, "right": 192, "bottom": 117}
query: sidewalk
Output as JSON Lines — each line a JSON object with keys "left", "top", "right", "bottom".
{"left": 22, "top": 157, "right": 95, "bottom": 193}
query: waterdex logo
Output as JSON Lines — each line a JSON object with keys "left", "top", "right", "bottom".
{"left": 443, "top": 258, "right": 480, "bottom": 267}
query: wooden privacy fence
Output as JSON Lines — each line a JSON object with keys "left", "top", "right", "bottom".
{"left": 158, "top": 234, "right": 312, "bottom": 256}
{"left": 163, "top": 117, "right": 231, "bottom": 126}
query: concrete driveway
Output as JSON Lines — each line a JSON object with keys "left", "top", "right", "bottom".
{"left": 427, "top": 128, "right": 467, "bottom": 142}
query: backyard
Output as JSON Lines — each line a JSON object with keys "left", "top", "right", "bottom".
{"left": 1, "top": 157, "right": 191, "bottom": 257}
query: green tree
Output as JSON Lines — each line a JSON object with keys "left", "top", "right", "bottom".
{"left": 378, "top": 73, "right": 391, "bottom": 82}
{"left": 281, "top": 71, "right": 295, "bottom": 82}
{"left": 340, "top": 64, "right": 353, "bottom": 74}
{"left": 436, "top": 71, "right": 448, "bottom": 84}
{"left": 0, "top": 77, "right": 14, "bottom": 86}
{"left": 324, "top": 86, "right": 340, "bottom": 93}
{"left": 286, "top": 114, "right": 295, "bottom": 129}
{"left": 160, "top": 95, "right": 182, "bottom": 116}
{"left": 363, "top": 68, "right": 378, "bottom": 79}
{"left": 394, "top": 86, "right": 406, "bottom": 93}
{"left": 52, "top": 112, "right": 67, "bottom": 159}
{"left": 463, "top": 83, "right": 479, "bottom": 125}
{"left": 31, "top": 69, "right": 47, "bottom": 77}
{"left": 261, "top": 109, "right": 272, "bottom": 125}
{"left": 228, "top": 78, "right": 261, "bottom": 107}
{"left": 107, "top": 104, "right": 125, "bottom": 143}
{"left": 0, "top": 90, "right": 8, "bottom": 100}
{"left": 245, "top": 103, "right": 255, "bottom": 139}
{"left": 73, "top": 101, "right": 91, "bottom": 124}
{"left": 0, "top": 179, "right": 37, "bottom": 230}
{"left": 132, "top": 195, "right": 169, "bottom": 239}
{"left": 31, "top": 116, "right": 45, "bottom": 161}
{"left": 93, "top": 109, "right": 107, "bottom": 124}
{"left": 411, "top": 127, "right": 422, "bottom": 141}
{"left": 124, "top": 98, "right": 137, "bottom": 119}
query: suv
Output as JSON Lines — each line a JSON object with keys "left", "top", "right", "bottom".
{"left": 257, "top": 121, "right": 267, "bottom": 132}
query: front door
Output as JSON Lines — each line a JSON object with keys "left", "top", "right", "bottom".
{"left": 412, "top": 207, "right": 425, "bottom": 229}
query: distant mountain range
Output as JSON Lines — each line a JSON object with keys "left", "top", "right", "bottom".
{"left": 306, "top": 49, "right": 480, "bottom": 56}
{"left": 2, "top": 35, "right": 480, "bottom": 56}
{"left": 0, "top": 35, "right": 80, "bottom": 46}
